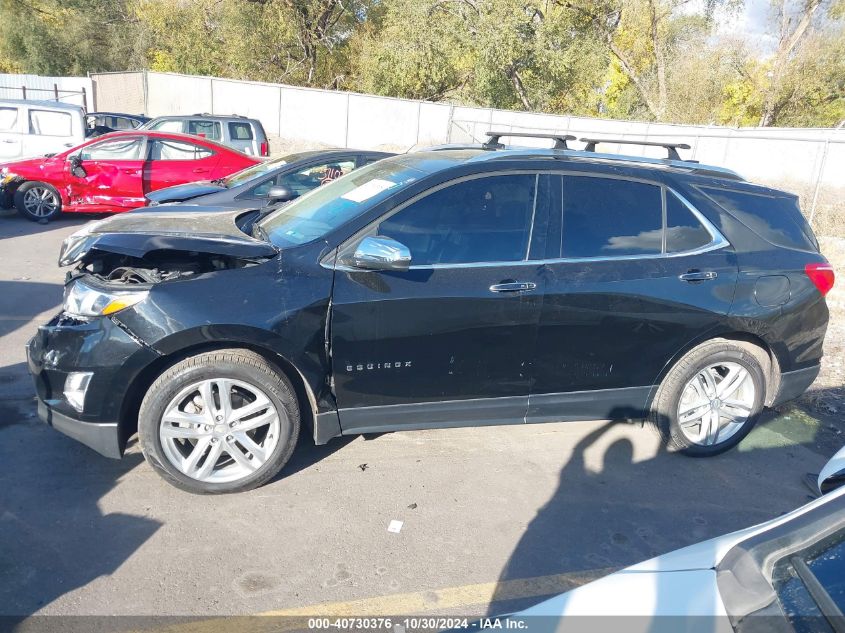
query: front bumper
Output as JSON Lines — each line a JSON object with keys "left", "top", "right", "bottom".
{"left": 27, "top": 312, "right": 160, "bottom": 458}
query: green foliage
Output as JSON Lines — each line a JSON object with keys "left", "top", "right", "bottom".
{"left": 0, "top": 0, "right": 842, "bottom": 128}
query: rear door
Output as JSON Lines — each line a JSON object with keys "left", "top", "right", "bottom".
{"left": 67, "top": 135, "right": 146, "bottom": 211}
{"left": 226, "top": 120, "right": 256, "bottom": 155}
{"left": 329, "top": 171, "right": 552, "bottom": 433}
{"left": 528, "top": 174, "right": 737, "bottom": 423}
{"left": 0, "top": 105, "right": 22, "bottom": 159}
{"left": 144, "top": 137, "right": 220, "bottom": 191}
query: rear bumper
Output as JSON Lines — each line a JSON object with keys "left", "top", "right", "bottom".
{"left": 771, "top": 364, "right": 821, "bottom": 408}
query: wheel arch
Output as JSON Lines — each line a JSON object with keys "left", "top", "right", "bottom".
{"left": 117, "top": 339, "right": 321, "bottom": 453}
{"left": 645, "top": 330, "right": 782, "bottom": 412}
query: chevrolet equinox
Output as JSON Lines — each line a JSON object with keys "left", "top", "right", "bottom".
{"left": 28, "top": 133, "right": 834, "bottom": 493}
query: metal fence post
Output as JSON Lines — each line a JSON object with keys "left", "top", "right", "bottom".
{"left": 21, "top": 85, "right": 26, "bottom": 100}
{"left": 809, "top": 137, "right": 831, "bottom": 224}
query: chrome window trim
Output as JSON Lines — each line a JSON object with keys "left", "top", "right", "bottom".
{"left": 330, "top": 170, "right": 730, "bottom": 272}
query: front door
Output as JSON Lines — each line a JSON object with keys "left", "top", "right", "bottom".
{"left": 67, "top": 136, "right": 146, "bottom": 212}
{"left": 528, "top": 174, "right": 738, "bottom": 423}
{"left": 330, "top": 172, "right": 552, "bottom": 434}
{"left": 0, "top": 106, "right": 22, "bottom": 159}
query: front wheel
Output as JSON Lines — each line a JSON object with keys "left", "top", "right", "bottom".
{"left": 650, "top": 340, "right": 766, "bottom": 456}
{"left": 139, "top": 349, "right": 300, "bottom": 494}
{"left": 14, "top": 181, "right": 62, "bottom": 221}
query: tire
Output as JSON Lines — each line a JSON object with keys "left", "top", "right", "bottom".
{"left": 14, "top": 181, "right": 62, "bottom": 221}
{"left": 138, "top": 349, "right": 300, "bottom": 494}
{"left": 650, "top": 339, "right": 767, "bottom": 457}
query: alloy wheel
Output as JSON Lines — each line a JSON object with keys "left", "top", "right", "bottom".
{"left": 677, "top": 361, "right": 756, "bottom": 447}
{"left": 159, "top": 378, "right": 282, "bottom": 483}
{"left": 23, "top": 186, "right": 59, "bottom": 217}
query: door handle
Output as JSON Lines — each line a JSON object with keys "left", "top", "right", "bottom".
{"left": 1, "top": 139, "right": 17, "bottom": 143}
{"left": 192, "top": 168, "right": 209, "bottom": 173}
{"left": 489, "top": 281, "right": 537, "bottom": 293}
{"left": 121, "top": 168, "right": 141, "bottom": 175}
{"left": 679, "top": 270, "right": 718, "bottom": 282}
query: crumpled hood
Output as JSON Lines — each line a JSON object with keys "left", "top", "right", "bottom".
{"left": 59, "top": 207, "right": 277, "bottom": 266}
{"left": 145, "top": 181, "right": 226, "bottom": 204}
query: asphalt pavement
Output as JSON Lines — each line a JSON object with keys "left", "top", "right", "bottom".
{"left": 0, "top": 211, "right": 838, "bottom": 625}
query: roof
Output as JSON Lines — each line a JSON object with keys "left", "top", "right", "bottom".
{"left": 0, "top": 98, "right": 84, "bottom": 112}
{"left": 89, "top": 112, "right": 149, "bottom": 120}
{"left": 406, "top": 146, "right": 744, "bottom": 181}
{"left": 147, "top": 113, "right": 259, "bottom": 122}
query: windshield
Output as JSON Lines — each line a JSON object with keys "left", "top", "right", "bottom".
{"left": 223, "top": 155, "right": 292, "bottom": 187}
{"left": 259, "top": 159, "right": 425, "bottom": 247}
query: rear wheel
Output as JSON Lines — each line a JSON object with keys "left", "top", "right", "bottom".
{"left": 650, "top": 340, "right": 766, "bottom": 456}
{"left": 139, "top": 349, "right": 300, "bottom": 494}
{"left": 14, "top": 181, "right": 62, "bottom": 221}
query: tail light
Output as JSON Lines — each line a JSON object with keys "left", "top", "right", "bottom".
{"left": 260, "top": 141, "right": 269, "bottom": 157}
{"left": 805, "top": 262, "right": 835, "bottom": 297}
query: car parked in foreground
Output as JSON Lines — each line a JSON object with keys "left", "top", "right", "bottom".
{"left": 0, "top": 130, "right": 258, "bottom": 220}
{"left": 497, "top": 473, "right": 845, "bottom": 633}
{"left": 145, "top": 149, "right": 393, "bottom": 210}
{"left": 29, "top": 133, "right": 832, "bottom": 493}
{"left": 0, "top": 98, "right": 86, "bottom": 161}
{"left": 142, "top": 114, "right": 270, "bottom": 157}
{"left": 86, "top": 112, "right": 150, "bottom": 137}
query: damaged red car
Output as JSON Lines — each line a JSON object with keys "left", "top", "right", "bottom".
{"left": 0, "top": 130, "right": 259, "bottom": 221}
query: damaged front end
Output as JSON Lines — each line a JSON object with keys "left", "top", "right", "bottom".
{"left": 59, "top": 209, "right": 278, "bottom": 286}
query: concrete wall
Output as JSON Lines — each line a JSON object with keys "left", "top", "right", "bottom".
{"left": 76, "top": 70, "right": 845, "bottom": 234}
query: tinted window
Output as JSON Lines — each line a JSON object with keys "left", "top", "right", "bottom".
{"left": 228, "top": 122, "right": 253, "bottom": 140}
{"left": 28, "top": 110, "right": 72, "bottom": 136}
{"left": 0, "top": 107, "right": 18, "bottom": 132}
{"left": 666, "top": 191, "right": 713, "bottom": 252}
{"left": 562, "top": 176, "right": 662, "bottom": 258}
{"left": 699, "top": 186, "right": 817, "bottom": 252}
{"left": 808, "top": 536, "right": 845, "bottom": 613}
{"left": 378, "top": 174, "right": 536, "bottom": 266}
{"left": 111, "top": 116, "right": 137, "bottom": 130}
{"left": 254, "top": 159, "right": 355, "bottom": 197}
{"left": 187, "top": 120, "right": 221, "bottom": 141}
{"left": 149, "top": 139, "right": 213, "bottom": 160}
{"left": 79, "top": 137, "right": 143, "bottom": 160}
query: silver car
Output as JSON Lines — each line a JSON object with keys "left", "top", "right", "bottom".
{"left": 141, "top": 114, "right": 269, "bottom": 157}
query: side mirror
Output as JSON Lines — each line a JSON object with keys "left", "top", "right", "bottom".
{"left": 352, "top": 236, "right": 412, "bottom": 272}
{"left": 266, "top": 186, "right": 297, "bottom": 204}
{"left": 68, "top": 155, "right": 87, "bottom": 178}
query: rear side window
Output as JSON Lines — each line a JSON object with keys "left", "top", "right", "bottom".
{"left": 150, "top": 119, "right": 183, "bottom": 133}
{"left": 562, "top": 176, "right": 663, "bottom": 257}
{"left": 28, "top": 110, "right": 72, "bottom": 136}
{"left": 187, "top": 120, "right": 221, "bottom": 141}
{"left": 149, "top": 139, "right": 214, "bottom": 160}
{"left": 666, "top": 192, "right": 713, "bottom": 253}
{"left": 0, "top": 107, "right": 18, "bottom": 132}
{"left": 111, "top": 116, "right": 137, "bottom": 130}
{"left": 698, "top": 186, "right": 818, "bottom": 252}
{"left": 228, "top": 122, "right": 253, "bottom": 140}
{"left": 378, "top": 174, "right": 537, "bottom": 266}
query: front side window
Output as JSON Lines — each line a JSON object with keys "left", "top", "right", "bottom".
{"left": 562, "top": 176, "right": 663, "bottom": 258}
{"left": 228, "top": 122, "right": 253, "bottom": 140}
{"left": 378, "top": 174, "right": 537, "bottom": 266}
{"left": 28, "top": 110, "right": 72, "bottom": 137}
{"left": 79, "top": 137, "right": 144, "bottom": 160}
{"left": 0, "top": 107, "right": 18, "bottom": 132}
{"left": 111, "top": 116, "right": 137, "bottom": 130}
{"left": 187, "top": 120, "right": 221, "bottom": 141}
{"left": 254, "top": 159, "right": 356, "bottom": 197}
{"left": 149, "top": 139, "right": 214, "bottom": 160}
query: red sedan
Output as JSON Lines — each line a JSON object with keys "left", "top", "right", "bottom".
{"left": 0, "top": 130, "right": 259, "bottom": 221}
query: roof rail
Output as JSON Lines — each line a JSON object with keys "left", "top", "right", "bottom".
{"left": 484, "top": 131, "right": 576, "bottom": 150}
{"left": 580, "top": 138, "right": 692, "bottom": 161}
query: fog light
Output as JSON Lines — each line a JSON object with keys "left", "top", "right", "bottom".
{"left": 64, "top": 372, "right": 93, "bottom": 412}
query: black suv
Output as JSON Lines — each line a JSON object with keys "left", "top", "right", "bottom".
{"left": 28, "top": 133, "right": 834, "bottom": 493}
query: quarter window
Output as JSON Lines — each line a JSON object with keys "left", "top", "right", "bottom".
{"left": 228, "top": 122, "right": 253, "bottom": 140}
{"left": 79, "top": 137, "right": 144, "bottom": 160}
{"left": 28, "top": 109, "right": 72, "bottom": 137}
{"left": 150, "top": 119, "right": 183, "bottom": 133}
{"left": 562, "top": 176, "right": 662, "bottom": 258}
{"left": 378, "top": 174, "right": 537, "bottom": 266}
{"left": 666, "top": 191, "right": 713, "bottom": 253}
{"left": 149, "top": 139, "right": 214, "bottom": 160}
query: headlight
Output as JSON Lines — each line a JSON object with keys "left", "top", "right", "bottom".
{"left": 63, "top": 279, "right": 148, "bottom": 318}
{"left": 1, "top": 169, "right": 18, "bottom": 185}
